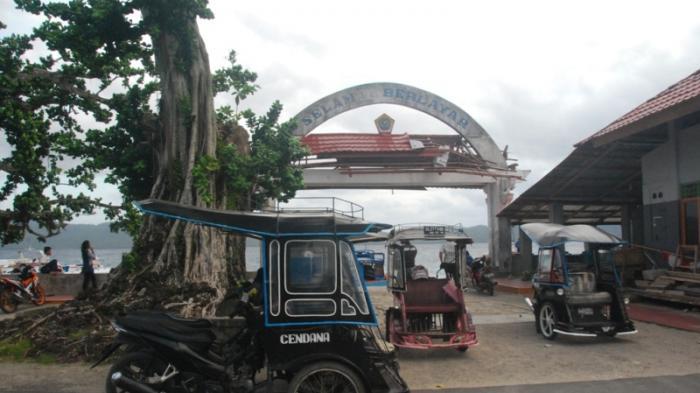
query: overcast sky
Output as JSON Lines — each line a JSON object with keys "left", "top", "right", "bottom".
{"left": 2, "top": 0, "right": 700, "bottom": 228}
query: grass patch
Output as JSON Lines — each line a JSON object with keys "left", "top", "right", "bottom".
{"left": 0, "top": 338, "right": 56, "bottom": 364}
{"left": 0, "top": 338, "right": 31, "bottom": 361}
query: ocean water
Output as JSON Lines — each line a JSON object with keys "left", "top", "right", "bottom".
{"left": 1, "top": 239, "right": 491, "bottom": 274}
{"left": 244, "top": 239, "right": 490, "bottom": 275}
{"left": 0, "top": 248, "right": 129, "bottom": 267}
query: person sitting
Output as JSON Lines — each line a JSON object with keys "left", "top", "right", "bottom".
{"left": 410, "top": 265, "right": 430, "bottom": 280}
{"left": 403, "top": 241, "right": 417, "bottom": 269}
{"left": 40, "top": 259, "right": 62, "bottom": 274}
{"left": 38, "top": 246, "right": 53, "bottom": 264}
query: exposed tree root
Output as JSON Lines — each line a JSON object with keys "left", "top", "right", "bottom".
{"left": 0, "top": 265, "right": 229, "bottom": 362}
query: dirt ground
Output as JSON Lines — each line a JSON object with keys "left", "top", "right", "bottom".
{"left": 2, "top": 290, "right": 700, "bottom": 392}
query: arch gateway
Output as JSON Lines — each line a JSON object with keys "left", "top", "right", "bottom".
{"left": 292, "top": 82, "right": 527, "bottom": 269}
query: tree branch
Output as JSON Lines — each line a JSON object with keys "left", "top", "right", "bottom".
{"left": 94, "top": 201, "right": 127, "bottom": 211}
{"left": 0, "top": 161, "right": 15, "bottom": 174}
{"left": 16, "top": 69, "right": 112, "bottom": 107}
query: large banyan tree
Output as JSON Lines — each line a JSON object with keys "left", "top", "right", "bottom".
{"left": 0, "top": 0, "right": 307, "bottom": 320}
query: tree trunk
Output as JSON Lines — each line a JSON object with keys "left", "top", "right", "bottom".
{"left": 121, "top": 16, "right": 245, "bottom": 317}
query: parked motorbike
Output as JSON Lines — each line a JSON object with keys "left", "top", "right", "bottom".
{"left": 0, "top": 266, "right": 47, "bottom": 313}
{"left": 93, "top": 285, "right": 263, "bottom": 393}
{"left": 470, "top": 257, "right": 497, "bottom": 296}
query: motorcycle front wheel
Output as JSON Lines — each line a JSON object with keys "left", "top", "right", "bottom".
{"left": 0, "top": 288, "right": 17, "bottom": 313}
{"left": 289, "top": 361, "right": 366, "bottom": 393}
{"left": 106, "top": 352, "right": 170, "bottom": 393}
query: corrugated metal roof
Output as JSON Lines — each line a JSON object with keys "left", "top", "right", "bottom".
{"left": 580, "top": 68, "right": 700, "bottom": 145}
{"left": 301, "top": 133, "right": 413, "bottom": 154}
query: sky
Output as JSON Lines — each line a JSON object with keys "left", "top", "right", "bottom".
{"left": 2, "top": 0, "right": 700, "bottom": 228}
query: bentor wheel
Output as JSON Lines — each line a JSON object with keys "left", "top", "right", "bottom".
{"left": 289, "top": 361, "right": 366, "bottom": 393}
{"left": 0, "top": 288, "right": 17, "bottom": 313}
{"left": 538, "top": 302, "right": 558, "bottom": 340}
{"left": 105, "top": 352, "right": 169, "bottom": 393}
{"left": 32, "top": 284, "right": 46, "bottom": 305}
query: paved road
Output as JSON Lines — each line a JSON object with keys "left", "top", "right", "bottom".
{"left": 3, "top": 371, "right": 700, "bottom": 393}
{"left": 415, "top": 373, "right": 700, "bottom": 393}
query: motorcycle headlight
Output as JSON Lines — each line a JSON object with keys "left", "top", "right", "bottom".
{"left": 110, "top": 321, "right": 126, "bottom": 333}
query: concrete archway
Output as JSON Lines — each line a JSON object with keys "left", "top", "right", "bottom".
{"left": 292, "top": 82, "right": 517, "bottom": 269}
{"left": 293, "top": 82, "right": 506, "bottom": 168}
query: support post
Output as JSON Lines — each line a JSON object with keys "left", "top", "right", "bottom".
{"left": 485, "top": 179, "right": 512, "bottom": 271}
{"left": 621, "top": 204, "right": 631, "bottom": 242}
{"left": 631, "top": 204, "right": 644, "bottom": 245}
{"left": 549, "top": 202, "right": 564, "bottom": 224}
{"left": 519, "top": 227, "right": 534, "bottom": 273}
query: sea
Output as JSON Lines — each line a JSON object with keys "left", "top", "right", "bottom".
{"left": 0, "top": 239, "right": 490, "bottom": 274}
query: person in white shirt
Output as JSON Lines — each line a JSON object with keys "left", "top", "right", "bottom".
{"left": 38, "top": 246, "right": 52, "bottom": 264}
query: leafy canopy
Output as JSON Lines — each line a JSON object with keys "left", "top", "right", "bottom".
{"left": 0, "top": 0, "right": 306, "bottom": 245}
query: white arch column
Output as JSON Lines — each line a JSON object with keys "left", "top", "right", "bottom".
{"left": 485, "top": 178, "right": 513, "bottom": 269}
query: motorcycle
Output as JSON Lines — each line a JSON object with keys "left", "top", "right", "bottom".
{"left": 93, "top": 285, "right": 264, "bottom": 393}
{"left": 0, "top": 266, "right": 47, "bottom": 313}
{"left": 100, "top": 198, "right": 409, "bottom": 393}
{"left": 470, "top": 257, "right": 497, "bottom": 296}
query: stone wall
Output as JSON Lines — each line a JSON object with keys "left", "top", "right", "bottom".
{"left": 1, "top": 273, "right": 110, "bottom": 296}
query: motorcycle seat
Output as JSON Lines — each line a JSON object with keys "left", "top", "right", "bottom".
{"left": 117, "top": 312, "right": 216, "bottom": 348}
{"left": 566, "top": 273, "right": 612, "bottom": 305}
{"left": 566, "top": 292, "right": 612, "bottom": 305}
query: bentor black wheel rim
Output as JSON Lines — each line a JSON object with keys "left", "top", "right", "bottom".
{"left": 294, "top": 368, "right": 361, "bottom": 393}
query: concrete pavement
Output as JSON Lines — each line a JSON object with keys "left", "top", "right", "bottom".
{"left": 414, "top": 373, "right": 700, "bottom": 393}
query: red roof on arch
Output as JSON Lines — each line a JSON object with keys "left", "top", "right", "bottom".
{"left": 301, "top": 133, "right": 413, "bottom": 154}
{"left": 579, "top": 68, "right": 700, "bottom": 145}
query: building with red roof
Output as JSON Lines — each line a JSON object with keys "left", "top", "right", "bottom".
{"left": 500, "top": 68, "right": 700, "bottom": 273}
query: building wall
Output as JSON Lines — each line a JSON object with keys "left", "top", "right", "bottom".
{"left": 678, "top": 124, "right": 700, "bottom": 185}
{"left": 642, "top": 138, "right": 678, "bottom": 205}
{"left": 641, "top": 124, "right": 700, "bottom": 251}
{"left": 642, "top": 201, "right": 679, "bottom": 251}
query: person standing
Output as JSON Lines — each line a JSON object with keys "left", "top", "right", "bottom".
{"left": 81, "top": 240, "right": 98, "bottom": 292}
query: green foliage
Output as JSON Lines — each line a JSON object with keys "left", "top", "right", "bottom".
{"left": 208, "top": 103, "right": 307, "bottom": 209}
{"left": 1, "top": 0, "right": 156, "bottom": 245}
{"left": 209, "top": 49, "right": 306, "bottom": 209}
{"left": 241, "top": 103, "right": 308, "bottom": 207}
{"left": 213, "top": 51, "right": 258, "bottom": 109}
{"left": 121, "top": 250, "right": 139, "bottom": 273}
{"left": 1, "top": 0, "right": 307, "bottom": 247}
